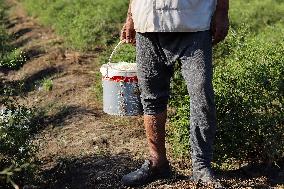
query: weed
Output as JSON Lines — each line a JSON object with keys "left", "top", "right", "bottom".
{"left": 41, "top": 78, "right": 53, "bottom": 91}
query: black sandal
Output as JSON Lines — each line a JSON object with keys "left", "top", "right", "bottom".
{"left": 121, "top": 160, "right": 172, "bottom": 187}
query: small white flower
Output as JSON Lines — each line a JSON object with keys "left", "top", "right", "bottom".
{"left": 19, "top": 147, "right": 25, "bottom": 153}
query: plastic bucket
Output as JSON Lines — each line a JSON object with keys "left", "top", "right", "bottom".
{"left": 100, "top": 43, "right": 143, "bottom": 116}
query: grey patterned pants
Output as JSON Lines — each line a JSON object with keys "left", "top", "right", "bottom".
{"left": 136, "top": 31, "right": 216, "bottom": 175}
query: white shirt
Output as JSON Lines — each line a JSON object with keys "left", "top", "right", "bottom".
{"left": 131, "top": 0, "right": 217, "bottom": 32}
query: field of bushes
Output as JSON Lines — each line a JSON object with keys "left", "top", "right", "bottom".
{"left": 21, "top": 0, "right": 284, "bottom": 164}
{"left": 1, "top": 0, "right": 284, "bottom": 187}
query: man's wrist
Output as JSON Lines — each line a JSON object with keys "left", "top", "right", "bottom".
{"left": 126, "top": 12, "right": 133, "bottom": 22}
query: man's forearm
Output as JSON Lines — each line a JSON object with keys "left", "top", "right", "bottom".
{"left": 121, "top": 0, "right": 136, "bottom": 44}
{"left": 127, "top": 0, "right": 133, "bottom": 16}
{"left": 216, "top": 0, "right": 229, "bottom": 13}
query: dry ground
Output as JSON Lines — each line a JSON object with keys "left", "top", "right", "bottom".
{"left": 1, "top": 1, "right": 283, "bottom": 188}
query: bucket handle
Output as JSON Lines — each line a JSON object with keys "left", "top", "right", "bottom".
{"left": 106, "top": 40, "right": 132, "bottom": 79}
{"left": 108, "top": 40, "right": 124, "bottom": 65}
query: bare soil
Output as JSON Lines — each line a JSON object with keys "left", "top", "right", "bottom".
{"left": 1, "top": 1, "right": 284, "bottom": 188}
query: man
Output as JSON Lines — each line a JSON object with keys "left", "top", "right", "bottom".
{"left": 120, "top": 0, "right": 229, "bottom": 188}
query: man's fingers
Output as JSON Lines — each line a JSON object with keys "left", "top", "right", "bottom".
{"left": 126, "top": 33, "right": 130, "bottom": 43}
{"left": 120, "top": 21, "right": 136, "bottom": 45}
{"left": 126, "top": 28, "right": 133, "bottom": 43}
{"left": 125, "top": 28, "right": 136, "bottom": 44}
{"left": 121, "top": 28, "right": 136, "bottom": 45}
{"left": 130, "top": 33, "right": 136, "bottom": 45}
{"left": 120, "top": 31, "right": 126, "bottom": 42}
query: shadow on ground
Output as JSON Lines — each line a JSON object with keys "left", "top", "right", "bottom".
{"left": 23, "top": 47, "right": 45, "bottom": 61}
{"left": 0, "top": 66, "right": 63, "bottom": 95}
{"left": 216, "top": 161, "right": 284, "bottom": 188}
{"left": 37, "top": 153, "right": 196, "bottom": 189}
{"left": 38, "top": 155, "right": 284, "bottom": 189}
{"left": 38, "top": 153, "right": 142, "bottom": 189}
{"left": 12, "top": 27, "right": 32, "bottom": 39}
{"left": 22, "top": 154, "right": 284, "bottom": 189}
{"left": 43, "top": 105, "right": 103, "bottom": 127}
{"left": 23, "top": 66, "right": 63, "bottom": 92}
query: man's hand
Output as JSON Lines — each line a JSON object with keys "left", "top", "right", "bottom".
{"left": 120, "top": 13, "right": 136, "bottom": 45}
{"left": 211, "top": 1, "right": 229, "bottom": 45}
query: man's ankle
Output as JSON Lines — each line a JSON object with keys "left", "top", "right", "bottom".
{"left": 149, "top": 158, "right": 169, "bottom": 169}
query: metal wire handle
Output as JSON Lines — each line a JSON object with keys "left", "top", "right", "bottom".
{"left": 108, "top": 40, "right": 125, "bottom": 65}
{"left": 106, "top": 40, "right": 133, "bottom": 78}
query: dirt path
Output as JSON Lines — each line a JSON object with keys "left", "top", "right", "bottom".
{"left": 1, "top": 1, "right": 283, "bottom": 188}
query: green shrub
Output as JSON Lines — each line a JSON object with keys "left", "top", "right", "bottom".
{"left": 168, "top": 67, "right": 191, "bottom": 157}
{"left": 0, "top": 3, "right": 26, "bottom": 70}
{"left": 169, "top": 23, "right": 284, "bottom": 165}
{"left": 0, "top": 97, "right": 39, "bottom": 188}
{"left": 0, "top": 46, "right": 26, "bottom": 70}
{"left": 0, "top": 99, "right": 37, "bottom": 164}
{"left": 0, "top": 0, "right": 6, "bottom": 23}
{"left": 214, "top": 26, "right": 284, "bottom": 164}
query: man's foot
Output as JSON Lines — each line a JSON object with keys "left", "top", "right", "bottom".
{"left": 192, "top": 169, "right": 224, "bottom": 189}
{"left": 121, "top": 160, "right": 172, "bottom": 187}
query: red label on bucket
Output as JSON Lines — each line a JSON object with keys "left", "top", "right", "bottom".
{"left": 103, "top": 76, "right": 138, "bottom": 82}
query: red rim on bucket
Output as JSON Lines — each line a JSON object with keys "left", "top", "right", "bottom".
{"left": 103, "top": 76, "right": 138, "bottom": 82}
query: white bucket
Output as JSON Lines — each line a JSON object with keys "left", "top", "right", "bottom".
{"left": 100, "top": 42, "right": 143, "bottom": 116}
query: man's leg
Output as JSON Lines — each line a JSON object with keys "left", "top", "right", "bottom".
{"left": 136, "top": 32, "right": 172, "bottom": 167}
{"left": 144, "top": 111, "right": 167, "bottom": 168}
{"left": 180, "top": 31, "right": 217, "bottom": 181}
{"left": 122, "top": 32, "right": 172, "bottom": 186}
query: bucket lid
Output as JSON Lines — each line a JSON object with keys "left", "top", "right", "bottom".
{"left": 100, "top": 62, "right": 137, "bottom": 77}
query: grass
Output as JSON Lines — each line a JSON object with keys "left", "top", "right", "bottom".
{"left": 21, "top": 0, "right": 129, "bottom": 50}
{"left": 229, "top": 0, "right": 284, "bottom": 33}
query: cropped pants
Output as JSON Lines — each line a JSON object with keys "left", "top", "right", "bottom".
{"left": 136, "top": 31, "right": 216, "bottom": 173}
